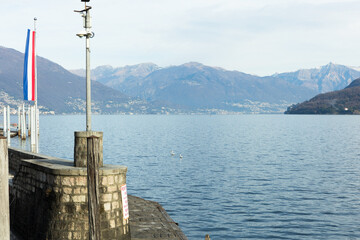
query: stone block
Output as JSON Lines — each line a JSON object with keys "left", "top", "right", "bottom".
{"left": 101, "top": 193, "right": 112, "bottom": 202}
{"left": 101, "top": 176, "right": 108, "bottom": 185}
{"left": 107, "top": 185, "right": 117, "bottom": 193}
{"left": 108, "top": 176, "right": 114, "bottom": 185}
{"left": 84, "top": 222, "right": 89, "bottom": 231}
{"left": 62, "top": 177, "right": 75, "bottom": 186}
{"left": 69, "top": 222, "right": 75, "bottom": 231}
{"left": 75, "top": 204, "right": 82, "bottom": 213}
{"left": 104, "top": 202, "right": 111, "bottom": 211}
{"left": 112, "top": 201, "right": 119, "bottom": 209}
{"left": 76, "top": 176, "right": 87, "bottom": 186}
{"left": 71, "top": 195, "right": 86, "bottom": 203}
{"left": 63, "top": 187, "right": 73, "bottom": 194}
{"left": 73, "top": 187, "right": 81, "bottom": 195}
{"left": 72, "top": 231, "right": 82, "bottom": 240}
{"left": 110, "top": 219, "right": 116, "bottom": 228}
{"left": 61, "top": 194, "right": 71, "bottom": 203}
{"left": 80, "top": 187, "right": 87, "bottom": 194}
{"left": 113, "top": 193, "right": 119, "bottom": 201}
{"left": 118, "top": 175, "right": 126, "bottom": 184}
{"left": 54, "top": 176, "right": 61, "bottom": 185}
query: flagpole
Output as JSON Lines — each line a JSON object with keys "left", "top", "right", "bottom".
{"left": 34, "top": 17, "right": 37, "bottom": 108}
{"left": 34, "top": 17, "right": 38, "bottom": 152}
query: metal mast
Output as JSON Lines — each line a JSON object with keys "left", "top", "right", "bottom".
{"left": 75, "top": 1, "right": 93, "bottom": 132}
{"left": 33, "top": 17, "right": 39, "bottom": 153}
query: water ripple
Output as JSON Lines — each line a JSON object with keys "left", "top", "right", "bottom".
{"left": 11, "top": 115, "right": 360, "bottom": 240}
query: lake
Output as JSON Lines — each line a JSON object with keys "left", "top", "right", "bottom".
{"left": 10, "top": 115, "right": 360, "bottom": 239}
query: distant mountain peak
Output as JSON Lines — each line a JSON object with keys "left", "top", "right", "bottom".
{"left": 94, "top": 65, "right": 113, "bottom": 71}
{"left": 323, "top": 62, "right": 347, "bottom": 70}
{"left": 132, "top": 62, "right": 158, "bottom": 67}
{"left": 112, "top": 63, "right": 160, "bottom": 76}
{"left": 273, "top": 62, "right": 360, "bottom": 93}
{"left": 181, "top": 62, "right": 205, "bottom": 68}
{"left": 180, "top": 62, "right": 228, "bottom": 72}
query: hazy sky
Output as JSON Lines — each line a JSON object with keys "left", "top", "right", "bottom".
{"left": 1, "top": 0, "right": 360, "bottom": 76}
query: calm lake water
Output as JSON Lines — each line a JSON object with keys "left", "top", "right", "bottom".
{"left": 11, "top": 115, "right": 360, "bottom": 239}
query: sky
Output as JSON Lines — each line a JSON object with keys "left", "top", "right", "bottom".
{"left": 1, "top": 0, "right": 360, "bottom": 76}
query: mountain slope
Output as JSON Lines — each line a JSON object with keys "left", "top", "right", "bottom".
{"left": 273, "top": 63, "right": 360, "bottom": 93}
{"left": 285, "top": 78, "right": 360, "bottom": 114}
{"left": 0, "top": 46, "right": 152, "bottom": 114}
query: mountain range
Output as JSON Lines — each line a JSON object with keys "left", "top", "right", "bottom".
{"left": 71, "top": 62, "right": 360, "bottom": 113}
{"left": 70, "top": 63, "right": 320, "bottom": 113}
{"left": 74, "top": 62, "right": 360, "bottom": 96}
{"left": 2, "top": 45, "right": 360, "bottom": 114}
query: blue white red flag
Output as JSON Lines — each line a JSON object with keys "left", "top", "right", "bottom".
{"left": 23, "top": 29, "right": 36, "bottom": 101}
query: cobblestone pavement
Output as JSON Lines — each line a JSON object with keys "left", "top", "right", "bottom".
{"left": 129, "top": 195, "right": 188, "bottom": 240}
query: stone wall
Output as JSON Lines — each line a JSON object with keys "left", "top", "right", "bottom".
{"left": 9, "top": 148, "right": 130, "bottom": 240}
{"left": 8, "top": 148, "right": 47, "bottom": 175}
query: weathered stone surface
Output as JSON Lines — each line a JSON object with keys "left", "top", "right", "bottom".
{"left": 128, "top": 195, "right": 188, "bottom": 240}
{"left": 108, "top": 176, "right": 114, "bottom": 185}
{"left": 101, "top": 193, "right": 113, "bottom": 202}
{"left": 74, "top": 131, "right": 103, "bottom": 167}
{"left": 62, "top": 177, "right": 75, "bottom": 186}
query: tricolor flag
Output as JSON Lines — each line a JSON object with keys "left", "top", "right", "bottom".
{"left": 23, "top": 29, "right": 36, "bottom": 101}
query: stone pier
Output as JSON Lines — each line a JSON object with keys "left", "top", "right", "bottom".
{"left": 9, "top": 148, "right": 130, "bottom": 240}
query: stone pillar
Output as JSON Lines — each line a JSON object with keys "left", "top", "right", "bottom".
{"left": 74, "top": 131, "right": 103, "bottom": 167}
